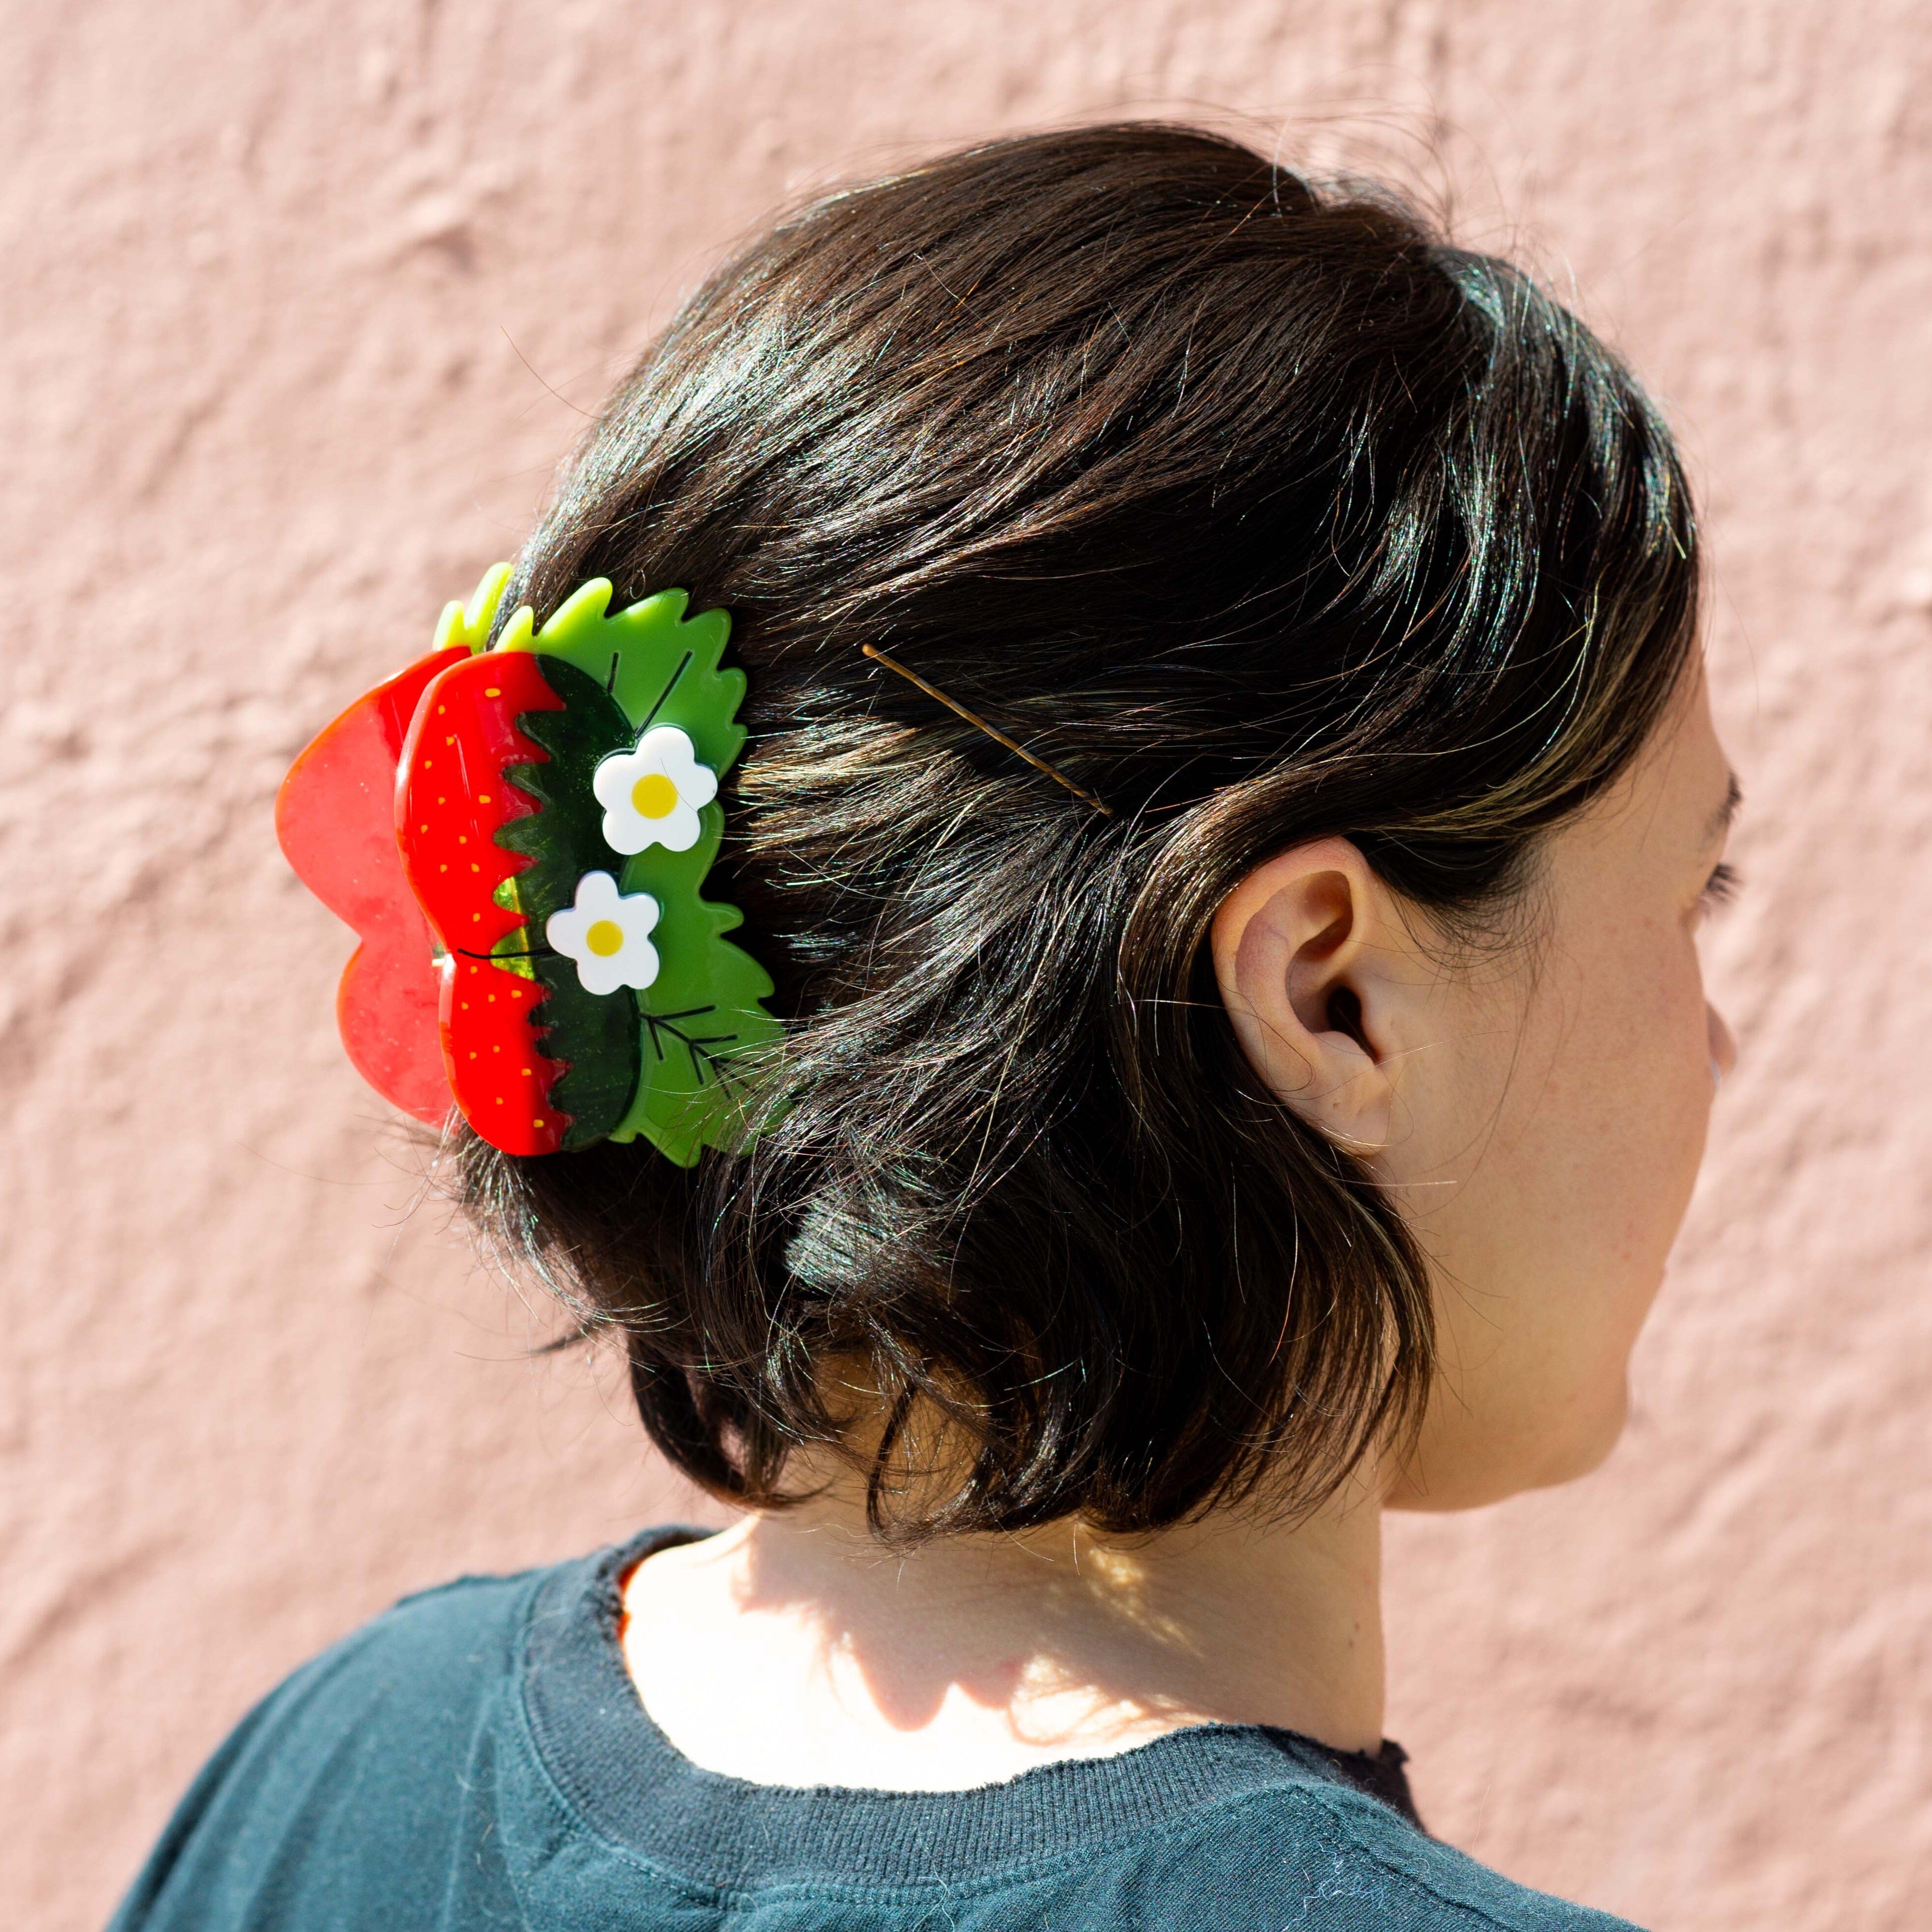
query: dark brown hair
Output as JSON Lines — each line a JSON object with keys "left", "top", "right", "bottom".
{"left": 460, "top": 123, "right": 1699, "bottom": 1540}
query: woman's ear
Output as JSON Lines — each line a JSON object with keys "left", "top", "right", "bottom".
{"left": 1209, "top": 838, "right": 1415, "bottom": 1153}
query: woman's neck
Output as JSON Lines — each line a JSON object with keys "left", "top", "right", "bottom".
{"left": 622, "top": 1480, "right": 1387, "bottom": 1791}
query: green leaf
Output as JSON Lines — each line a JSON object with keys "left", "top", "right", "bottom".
{"left": 483, "top": 585, "right": 781, "bottom": 1164}
{"left": 501, "top": 578, "right": 748, "bottom": 779}
{"left": 608, "top": 828, "right": 783, "bottom": 1163}
{"left": 431, "top": 561, "right": 513, "bottom": 655}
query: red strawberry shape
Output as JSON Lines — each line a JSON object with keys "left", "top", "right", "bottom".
{"left": 276, "top": 645, "right": 468, "bottom": 1124}
{"left": 395, "top": 651, "right": 573, "bottom": 1155}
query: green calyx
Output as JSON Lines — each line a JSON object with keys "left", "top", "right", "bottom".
{"left": 467, "top": 569, "right": 780, "bottom": 1165}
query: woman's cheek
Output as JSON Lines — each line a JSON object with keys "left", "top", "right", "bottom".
{"left": 1613, "top": 934, "right": 1714, "bottom": 1307}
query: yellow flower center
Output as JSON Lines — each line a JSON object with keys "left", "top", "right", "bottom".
{"left": 631, "top": 772, "right": 679, "bottom": 819}
{"left": 585, "top": 919, "right": 625, "bottom": 958}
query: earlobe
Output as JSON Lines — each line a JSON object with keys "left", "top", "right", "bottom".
{"left": 1209, "top": 839, "right": 1402, "bottom": 1154}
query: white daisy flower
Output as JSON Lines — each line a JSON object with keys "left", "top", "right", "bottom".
{"left": 544, "top": 870, "right": 661, "bottom": 996}
{"left": 592, "top": 725, "right": 717, "bottom": 856}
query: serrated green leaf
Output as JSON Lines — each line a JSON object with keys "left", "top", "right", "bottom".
{"left": 607, "top": 928, "right": 783, "bottom": 1165}
{"left": 578, "top": 798, "right": 782, "bottom": 1163}
{"left": 432, "top": 561, "right": 513, "bottom": 655}
{"left": 505, "top": 578, "right": 747, "bottom": 779}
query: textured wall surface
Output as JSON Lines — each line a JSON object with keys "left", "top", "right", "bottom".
{"left": 5, "top": 3, "right": 1929, "bottom": 1927}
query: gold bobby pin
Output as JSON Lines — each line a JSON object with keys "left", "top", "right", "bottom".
{"left": 861, "top": 644, "right": 1116, "bottom": 818}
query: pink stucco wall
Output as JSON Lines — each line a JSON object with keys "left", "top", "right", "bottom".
{"left": 6, "top": 3, "right": 1929, "bottom": 1926}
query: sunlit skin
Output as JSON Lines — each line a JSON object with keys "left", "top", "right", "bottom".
{"left": 623, "top": 668, "right": 1739, "bottom": 1786}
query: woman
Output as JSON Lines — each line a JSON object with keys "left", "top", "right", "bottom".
{"left": 114, "top": 123, "right": 1737, "bottom": 1930}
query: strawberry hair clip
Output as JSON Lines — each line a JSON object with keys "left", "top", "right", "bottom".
{"left": 277, "top": 566, "right": 781, "bottom": 1162}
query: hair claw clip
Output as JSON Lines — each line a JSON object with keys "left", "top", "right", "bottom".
{"left": 277, "top": 566, "right": 780, "bottom": 1163}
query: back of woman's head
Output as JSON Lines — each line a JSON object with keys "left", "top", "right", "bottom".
{"left": 461, "top": 121, "right": 1699, "bottom": 1541}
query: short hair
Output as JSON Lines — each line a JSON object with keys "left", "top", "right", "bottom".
{"left": 459, "top": 123, "right": 1699, "bottom": 1540}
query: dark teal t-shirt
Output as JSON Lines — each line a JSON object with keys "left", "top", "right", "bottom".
{"left": 109, "top": 1528, "right": 1640, "bottom": 1931}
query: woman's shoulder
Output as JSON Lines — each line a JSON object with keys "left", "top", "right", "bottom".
{"left": 1126, "top": 1777, "right": 1642, "bottom": 1932}
{"left": 231, "top": 1549, "right": 559, "bottom": 1744}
